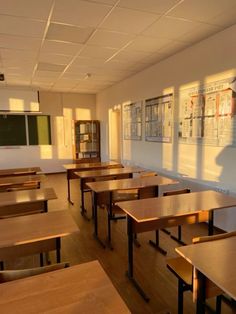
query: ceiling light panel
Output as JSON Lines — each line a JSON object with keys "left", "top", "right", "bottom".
{"left": 118, "top": 0, "right": 179, "bottom": 15}
{"left": 46, "top": 23, "right": 94, "bottom": 44}
{"left": 100, "top": 7, "right": 160, "bottom": 34}
{"left": 0, "top": 0, "right": 54, "bottom": 20}
{"left": 52, "top": 0, "right": 112, "bottom": 27}
{"left": 0, "top": 15, "right": 46, "bottom": 37}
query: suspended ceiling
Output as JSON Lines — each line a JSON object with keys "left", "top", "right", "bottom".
{"left": 0, "top": 0, "right": 236, "bottom": 94}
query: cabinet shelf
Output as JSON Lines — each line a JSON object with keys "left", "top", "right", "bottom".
{"left": 73, "top": 120, "right": 100, "bottom": 163}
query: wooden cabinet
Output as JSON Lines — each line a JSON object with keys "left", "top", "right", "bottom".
{"left": 73, "top": 120, "right": 100, "bottom": 162}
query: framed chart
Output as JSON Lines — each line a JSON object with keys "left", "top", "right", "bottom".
{"left": 123, "top": 101, "right": 142, "bottom": 140}
{"left": 145, "top": 93, "right": 173, "bottom": 142}
{"left": 178, "top": 77, "right": 236, "bottom": 147}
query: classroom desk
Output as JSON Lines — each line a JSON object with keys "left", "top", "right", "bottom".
{"left": 0, "top": 174, "right": 46, "bottom": 192}
{"left": 0, "top": 166, "right": 42, "bottom": 177}
{"left": 117, "top": 190, "right": 236, "bottom": 301}
{"left": 87, "top": 175, "right": 177, "bottom": 248}
{"left": 0, "top": 210, "right": 79, "bottom": 265}
{"left": 75, "top": 166, "right": 144, "bottom": 219}
{"left": 63, "top": 161, "right": 122, "bottom": 204}
{"left": 0, "top": 187, "right": 57, "bottom": 218}
{"left": 0, "top": 260, "right": 130, "bottom": 314}
{"left": 176, "top": 236, "right": 236, "bottom": 313}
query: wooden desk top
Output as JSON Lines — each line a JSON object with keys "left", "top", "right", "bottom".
{"left": 0, "top": 174, "right": 46, "bottom": 187}
{"left": 176, "top": 236, "right": 236, "bottom": 300}
{"left": 117, "top": 190, "right": 236, "bottom": 223}
{"left": 87, "top": 175, "right": 178, "bottom": 193}
{"left": 0, "top": 188, "right": 57, "bottom": 207}
{"left": 0, "top": 210, "right": 79, "bottom": 249}
{"left": 75, "top": 166, "right": 144, "bottom": 179}
{"left": 63, "top": 161, "right": 121, "bottom": 170}
{"left": 0, "top": 167, "right": 42, "bottom": 177}
{"left": 0, "top": 260, "right": 130, "bottom": 313}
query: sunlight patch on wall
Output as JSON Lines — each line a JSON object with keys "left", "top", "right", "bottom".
{"left": 75, "top": 108, "right": 91, "bottom": 120}
{"left": 40, "top": 145, "right": 52, "bottom": 159}
{"left": 30, "top": 101, "right": 39, "bottom": 111}
{"left": 204, "top": 70, "right": 236, "bottom": 84}
{"left": 9, "top": 98, "right": 25, "bottom": 111}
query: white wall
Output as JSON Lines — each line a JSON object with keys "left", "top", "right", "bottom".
{"left": 96, "top": 24, "right": 236, "bottom": 231}
{"left": 0, "top": 91, "right": 96, "bottom": 173}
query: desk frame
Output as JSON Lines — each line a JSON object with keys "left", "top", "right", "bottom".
{"left": 118, "top": 190, "right": 236, "bottom": 301}
{"left": 64, "top": 162, "right": 122, "bottom": 205}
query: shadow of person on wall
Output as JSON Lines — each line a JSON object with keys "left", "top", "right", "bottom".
{"left": 216, "top": 145, "right": 236, "bottom": 192}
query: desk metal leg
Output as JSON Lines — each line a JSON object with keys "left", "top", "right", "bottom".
{"left": 126, "top": 216, "right": 149, "bottom": 302}
{"left": 170, "top": 226, "right": 186, "bottom": 246}
{"left": 56, "top": 238, "right": 61, "bottom": 263}
{"left": 80, "top": 179, "right": 90, "bottom": 221}
{"left": 93, "top": 192, "right": 106, "bottom": 249}
{"left": 196, "top": 270, "right": 206, "bottom": 314}
{"left": 44, "top": 201, "right": 48, "bottom": 212}
{"left": 149, "top": 230, "right": 167, "bottom": 255}
{"left": 0, "top": 261, "right": 4, "bottom": 270}
{"left": 67, "top": 177, "right": 74, "bottom": 205}
{"left": 208, "top": 210, "right": 214, "bottom": 235}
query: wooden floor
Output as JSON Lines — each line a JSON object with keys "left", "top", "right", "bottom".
{"left": 5, "top": 173, "right": 236, "bottom": 314}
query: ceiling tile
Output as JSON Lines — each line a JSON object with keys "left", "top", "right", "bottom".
{"left": 37, "top": 62, "right": 66, "bottom": 72}
{"left": 87, "top": 30, "right": 134, "bottom": 49}
{"left": 87, "top": 0, "right": 117, "bottom": 4}
{"left": 70, "top": 56, "right": 105, "bottom": 68}
{"left": 143, "top": 16, "right": 202, "bottom": 40}
{"left": 182, "top": 24, "right": 222, "bottom": 44}
{"left": 0, "top": 0, "right": 53, "bottom": 20}
{"left": 208, "top": 6, "right": 236, "bottom": 27}
{"left": 61, "top": 72, "right": 87, "bottom": 80}
{"left": 168, "top": 0, "right": 236, "bottom": 24}
{"left": 34, "top": 70, "right": 61, "bottom": 79}
{"left": 0, "top": 49, "right": 38, "bottom": 62}
{"left": 125, "top": 36, "right": 171, "bottom": 53}
{"left": 112, "top": 49, "right": 152, "bottom": 63}
{"left": 79, "top": 45, "right": 117, "bottom": 60}
{"left": 100, "top": 7, "right": 159, "bottom": 34}
{"left": 46, "top": 23, "right": 94, "bottom": 44}
{"left": 118, "top": 0, "right": 179, "bottom": 14}
{"left": 157, "top": 40, "right": 189, "bottom": 56}
{"left": 52, "top": 0, "right": 112, "bottom": 27}
{"left": 0, "top": 15, "right": 46, "bottom": 37}
{"left": 39, "top": 53, "right": 74, "bottom": 64}
{"left": 0, "top": 34, "right": 41, "bottom": 50}
{"left": 41, "top": 40, "right": 83, "bottom": 55}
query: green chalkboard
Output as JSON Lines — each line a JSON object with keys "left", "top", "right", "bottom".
{"left": 0, "top": 115, "right": 27, "bottom": 146}
{"left": 28, "top": 115, "right": 51, "bottom": 145}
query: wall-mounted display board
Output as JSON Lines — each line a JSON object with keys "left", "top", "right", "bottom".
{"left": 145, "top": 93, "right": 173, "bottom": 143}
{"left": 123, "top": 101, "right": 142, "bottom": 140}
{"left": 0, "top": 114, "right": 51, "bottom": 146}
{"left": 28, "top": 115, "right": 51, "bottom": 145}
{"left": 0, "top": 115, "right": 27, "bottom": 146}
{"left": 179, "top": 77, "right": 236, "bottom": 147}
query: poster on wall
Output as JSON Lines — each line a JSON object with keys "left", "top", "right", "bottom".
{"left": 178, "top": 77, "right": 236, "bottom": 147}
{"left": 145, "top": 93, "right": 173, "bottom": 142}
{"left": 123, "top": 101, "right": 142, "bottom": 140}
